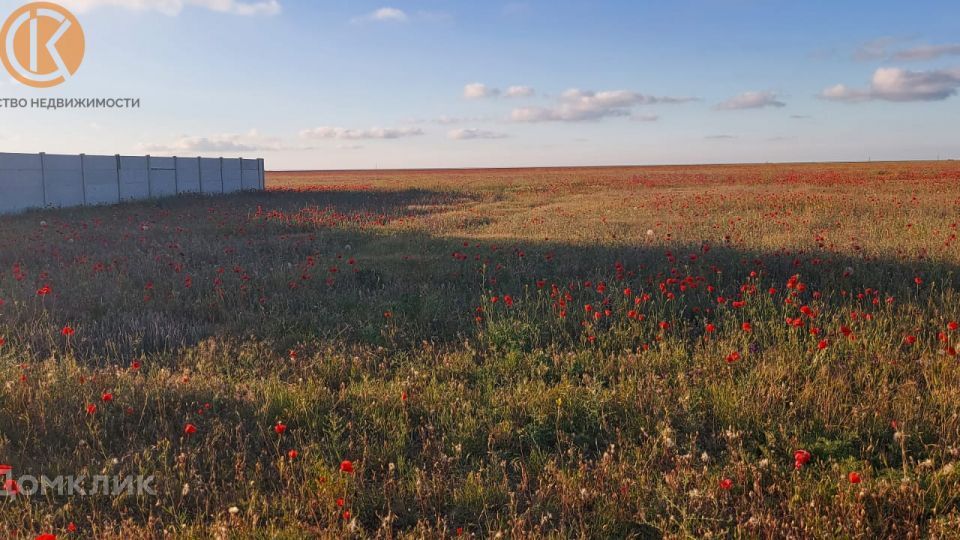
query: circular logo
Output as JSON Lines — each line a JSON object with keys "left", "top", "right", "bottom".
{"left": 1, "top": 2, "right": 84, "bottom": 88}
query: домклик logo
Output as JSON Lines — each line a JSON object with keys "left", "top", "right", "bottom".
{"left": 1, "top": 2, "right": 84, "bottom": 88}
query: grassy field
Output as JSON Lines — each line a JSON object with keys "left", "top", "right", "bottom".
{"left": 2, "top": 161, "right": 960, "bottom": 538}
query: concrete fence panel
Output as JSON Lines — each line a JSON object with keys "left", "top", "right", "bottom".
{"left": 175, "top": 157, "right": 202, "bottom": 194}
{"left": 148, "top": 156, "right": 178, "bottom": 198}
{"left": 241, "top": 158, "right": 261, "bottom": 191}
{"left": 0, "top": 151, "right": 265, "bottom": 214}
{"left": 222, "top": 158, "right": 243, "bottom": 193}
{"left": 199, "top": 158, "right": 222, "bottom": 194}
{"left": 83, "top": 154, "right": 121, "bottom": 205}
{"left": 119, "top": 156, "right": 150, "bottom": 201}
{"left": 44, "top": 154, "right": 85, "bottom": 208}
{"left": 0, "top": 153, "right": 44, "bottom": 214}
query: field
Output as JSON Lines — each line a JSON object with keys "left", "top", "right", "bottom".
{"left": 2, "top": 161, "right": 960, "bottom": 538}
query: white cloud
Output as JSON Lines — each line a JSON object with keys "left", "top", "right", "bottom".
{"left": 141, "top": 129, "right": 283, "bottom": 153}
{"left": 891, "top": 44, "right": 960, "bottom": 62}
{"left": 511, "top": 89, "right": 695, "bottom": 122}
{"left": 852, "top": 36, "right": 907, "bottom": 62}
{"left": 504, "top": 85, "right": 535, "bottom": 98}
{"left": 59, "top": 0, "right": 280, "bottom": 16}
{"left": 631, "top": 114, "right": 659, "bottom": 122}
{"left": 299, "top": 126, "right": 424, "bottom": 140}
{"left": 352, "top": 7, "right": 408, "bottom": 23}
{"left": 447, "top": 128, "right": 508, "bottom": 140}
{"left": 716, "top": 91, "right": 786, "bottom": 110}
{"left": 464, "top": 83, "right": 500, "bottom": 99}
{"left": 821, "top": 67, "right": 960, "bottom": 102}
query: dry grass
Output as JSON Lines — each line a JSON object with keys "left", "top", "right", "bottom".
{"left": 2, "top": 161, "right": 960, "bottom": 538}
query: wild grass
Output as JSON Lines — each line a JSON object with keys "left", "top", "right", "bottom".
{"left": 1, "top": 161, "right": 960, "bottom": 538}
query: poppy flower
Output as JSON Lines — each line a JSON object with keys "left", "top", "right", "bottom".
{"left": 184, "top": 423, "right": 198, "bottom": 435}
{"left": 85, "top": 404, "right": 97, "bottom": 415}
{"left": 274, "top": 422, "right": 287, "bottom": 435}
{"left": 741, "top": 322, "right": 752, "bottom": 332}
{"left": 101, "top": 392, "right": 113, "bottom": 402}
{"left": 948, "top": 321, "right": 959, "bottom": 331}
{"left": 130, "top": 360, "right": 141, "bottom": 370}
{"left": 848, "top": 471, "right": 861, "bottom": 484}
{"left": 794, "top": 449, "right": 811, "bottom": 469}
{"left": 705, "top": 323, "right": 716, "bottom": 333}
{"left": 719, "top": 478, "right": 733, "bottom": 490}
{"left": 61, "top": 326, "right": 75, "bottom": 336}
{"left": 0, "top": 337, "right": 5, "bottom": 346}
{"left": 34, "top": 535, "right": 56, "bottom": 540}
{"left": 342, "top": 510, "right": 351, "bottom": 520}
{"left": 817, "top": 339, "right": 828, "bottom": 350}
{"left": 725, "top": 351, "right": 741, "bottom": 364}
{"left": 340, "top": 460, "right": 354, "bottom": 473}
{"left": 904, "top": 335, "right": 917, "bottom": 345}
{"left": 287, "top": 449, "right": 298, "bottom": 460}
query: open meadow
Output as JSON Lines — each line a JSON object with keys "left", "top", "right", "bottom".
{"left": 2, "top": 161, "right": 960, "bottom": 538}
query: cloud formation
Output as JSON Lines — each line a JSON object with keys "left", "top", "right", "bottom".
{"left": 352, "top": 7, "right": 408, "bottom": 23}
{"left": 504, "top": 85, "right": 535, "bottom": 98}
{"left": 464, "top": 83, "right": 499, "bottom": 99}
{"left": 464, "top": 83, "right": 534, "bottom": 99}
{"left": 299, "top": 126, "right": 424, "bottom": 140}
{"left": 447, "top": 128, "right": 508, "bottom": 140}
{"left": 60, "top": 0, "right": 280, "bottom": 16}
{"left": 821, "top": 67, "right": 960, "bottom": 102}
{"left": 716, "top": 91, "right": 786, "bottom": 110}
{"left": 511, "top": 89, "right": 695, "bottom": 122}
{"left": 891, "top": 44, "right": 960, "bottom": 62}
{"left": 142, "top": 130, "right": 283, "bottom": 153}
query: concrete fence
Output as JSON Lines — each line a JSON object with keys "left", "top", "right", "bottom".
{"left": 0, "top": 152, "right": 265, "bottom": 214}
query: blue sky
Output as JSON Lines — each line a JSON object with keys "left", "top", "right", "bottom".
{"left": 1, "top": 0, "right": 959, "bottom": 169}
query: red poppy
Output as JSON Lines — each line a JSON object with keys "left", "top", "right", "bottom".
{"left": 705, "top": 323, "right": 716, "bottom": 333}
{"left": 342, "top": 510, "right": 351, "bottom": 520}
{"left": 0, "top": 337, "right": 5, "bottom": 346}
{"left": 184, "top": 423, "right": 198, "bottom": 435}
{"left": 101, "top": 392, "right": 113, "bottom": 402}
{"left": 287, "top": 449, "right": 298, "bottom": 460}
{"left": 659, "top": 321, "right": 670, "bottom": 330}
{"left": 904, "top": 335, "right": 917, "bottom": 345}
{"left": 85, "top": 404, "right": 97, "bottom": 415}
{"left": 36, "top": 285, "right": 52, "bottom": 296}
{"left": 274, "top": 422, "right": 287, "bottom": 435}
{"left": 725, "top": 351, "right": 741, "bottom": 364}
{"left": 131, "top": 360, "right": 141, "bottom": 370}
{"left": 794, "top": 449, "right": 811, "bottom": 469}
{"left": 741, "top": 322, "right": 752, "bottom": 332}
{"left": 848, "top": 471, "right": 861, "bottom": 484}
{"left": 34, "top": 535, "right": 56, "bottom": 540}
{"left": 61, "top": 326, "right": 75, "bottom": 336}
{"left": 948, "top": 321, "right": 959, "bottom": 331}
{"left": 719, "top": 478, "right": 733, "bottom": 490}
{"left": 817, "top": 339, "right": 828, "bottom": 350}
{"left": 340, "top": 460, "right": 354, "bottom": 473}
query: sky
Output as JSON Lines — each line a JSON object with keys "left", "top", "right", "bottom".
{"left": 0, "top": 0, "right": 959, "bottom": 169}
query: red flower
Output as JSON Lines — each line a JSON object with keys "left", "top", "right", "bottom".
{"left": 848, "top": 471, "right": 861, "bottom": 484}
{"left": 342, "top": 510, "right": 351, "bottom": 520}
{"left": 67, "top": 523, "right": 77, "bottom": 533}
{"left": 287, "top": 449, "right": 298, "bottom": 460}
{"left": 34, "top": 535, "right": 57, "bottom": 540}
{"left": 0, "top": 337, "right": 5, "bottom": 346}
{"left": 719, "top": 478, "right": 733, "bottom": 490}
{"left": 705, "top": 323, "right": 716, "bottom": 333}
{"left": 725, "top": 351, "right": 741, "bottom": 364}
{"left": 794, "top": 449, "right": 811, "bottom": 469}
{"left": 904, "top": 335, "right": 917, "bottom": 345}
{"left": 274, "top": 422, "right": 287, "bottom": 435}
{"left": 659, "top": 321, "right": 670, "bottom": 330}
{"left": 36, "top": 285, "right": 52, "bottom": 296}
{"left": 948, "top": 321, "right": 959, "bottom": 331}
{"left": 85, "top": 404, "right": 97, "bottom": 415}
{"left": 741, "top": 322, "right": 752, "bottom": 332}
{"left": 817, "top": 339, "right": 828, "bottom": 350}
{"left": 503, "top": 295, "right": 514, "bottom": 307}
{"left": 184, "top": 423, "right": 198, "bottom": 435}
{"left": 101, "top": 392, "right": 113, "bottom": 402}
{"left": 340, "top": 460, "right": 354, "bottom": 473}
{"left": 61, "top": 326, "right": 75, "bottom": 336}
{"left": 130, "top": 360, "right": 141, "bottom": 370}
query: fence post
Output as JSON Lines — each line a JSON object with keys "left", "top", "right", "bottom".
{"left": 146, "top": 155, "right": 153, "bottom": 198}
{"left": 80, "top": 153, "right": 87, "bottom": 205}
{"left": 39, "top": 152, "right": 47, "bottom": 207}
{"left": 259, "top": 158, "right": 265, "bottom": 190}
{"left": 173, "top": 156, "right": 179, "bottom": 194}
{"left": 115, "top": 154, "right": 121, "bottom": 203}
